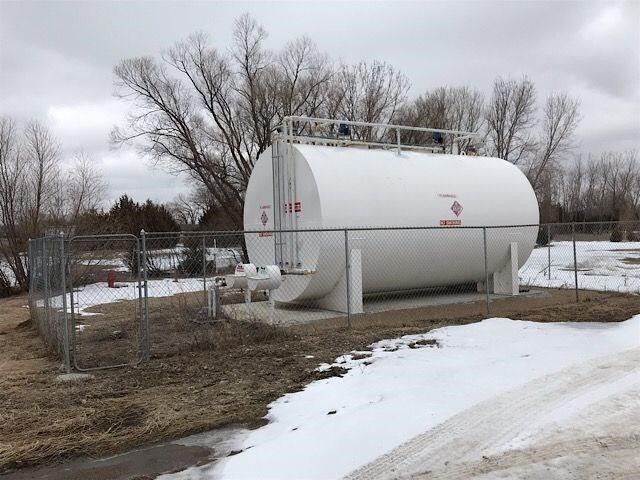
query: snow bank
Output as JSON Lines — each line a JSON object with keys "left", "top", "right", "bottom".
{"left": 160, "top": 316, "right": 640, "bottom": 480}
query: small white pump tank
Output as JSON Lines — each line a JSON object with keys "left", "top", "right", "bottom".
{"left": 244, "top": 143, "right": 538, "bottom": 306}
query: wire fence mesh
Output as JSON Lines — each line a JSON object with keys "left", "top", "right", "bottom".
{"left": 27, "top": 234, "right": 71, "bottom": 371}
{"left": 26, "top": 221, "right": 640, "bottom": 371}
{"left": 68, "top": 234, "right": 143, "bottom": 370}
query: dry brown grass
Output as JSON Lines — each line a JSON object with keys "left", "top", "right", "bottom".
{"left": 1, "top": 288, "right": 639, "bottom": 473}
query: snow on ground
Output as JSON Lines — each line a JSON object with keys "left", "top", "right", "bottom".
{"left": 78, "top": 258, "right": 129, "bottom": 272}
{"left": 520, "top": 241, "right": 640, "bottom": 293}
{"left": 159, "top": 316, "right": 640, "bottom": 480}
{"left": 76, "top": 247, "right": 242, "bottom": 273}
{"left": 40, "top": 246, "right": 242, "bottom": 315}
{"left": 146, "top": 247, "right": 242, "bottom": 272}
{"left": 43, "top": 277, "right": 206, "bottom": 316}
{"left": 0, "top": 260, "right": 17, "bottom": 287}
{"left": 34, "top": 239, "right": 640, "bottom": 317}
{"left": 37, "top": 240, "right": 640, "bottom": 315}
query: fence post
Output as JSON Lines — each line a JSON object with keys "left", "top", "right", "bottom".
{"left": 42, "top": 238, "right": 47, "bottom": 324}
{"left": 140, "top": 229, "right": 150, "bottom": 361}
{"left": 59, "top": 233, "right": 71, "bottom": 373}
{"left": 344, "top": 229, "right": 351, "bottom": 328}
{"left": 68, "top": 238, "right": 75, "bottom": 363}
{"left": 547, "top": 224, "right": 551, "bottom": 280}
{"left": 572, "top": 223, "right": 579, "bottom": 302}
{"left": 27, "top": 239, "right": 32, "bottom": 295}
{"left": 202, "top": 235, "right": 207, "bottom": 309}
{"left": 482, "top": 227, "right": 490, "bottom": 316}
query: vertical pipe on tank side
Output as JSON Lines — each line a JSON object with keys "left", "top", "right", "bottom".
{"left": 344, "top": 229, "right": 351, "bottom": 328}
{"left": 547, "top": 224, "right": 551, "bottom": 280}
{"left": 276, "top": 140, "right": 284, "bottom": 266}
{"left": 483, "top": 227, "right": 490, "bottom": 316}
{"left": 572, "top": 223, "right": 579, "bottom": 302}
{"left": 271, "top": 140, "right": 280, "bottom": 266}
{"left": 284, "top": 124, "right": 293, "bottom": 268}
{"left": 291, "top": 130, "right": 300, "bottom": 267}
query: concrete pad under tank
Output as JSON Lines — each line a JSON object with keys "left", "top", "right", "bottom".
{"left": 222, "top": 288, "right": 549, "bottom": 326}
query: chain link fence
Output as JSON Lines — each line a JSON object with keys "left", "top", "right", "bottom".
{"left": 27, "top": 222, "right": 640, "bottom": 371}
{"left": 27, "top": 234, "right": 71, "bottom": 370}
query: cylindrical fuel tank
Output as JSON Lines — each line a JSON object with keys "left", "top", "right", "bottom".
{"left": 244, "top": 143, "right": 538, "bottom": 304}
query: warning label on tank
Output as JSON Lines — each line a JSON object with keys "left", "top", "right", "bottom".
{"left": 440, "top": 219, "right": 462, "bottom": 226}
{"left": 258, "top": 209, "right": 273, "bottom": 236}
{"left": 451, "top": 200, "right": 463, "bottom": 217}
{"left": 284, "top": 201, "right": 302, "bottom": 214}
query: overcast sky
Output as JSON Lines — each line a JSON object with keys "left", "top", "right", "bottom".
{"left": 1, "top": 0, "right": 639, "bottom": 205}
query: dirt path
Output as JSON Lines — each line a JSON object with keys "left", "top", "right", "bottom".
{"left": 346, "top": 348, "right": 640, "bottom": 480}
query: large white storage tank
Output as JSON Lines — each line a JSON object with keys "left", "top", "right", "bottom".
{"left": 244, "top": 143, "right": 539, "bottom": 308}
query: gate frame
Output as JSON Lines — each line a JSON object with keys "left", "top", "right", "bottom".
{"left": 69, "top": 233, "right": 146, "bottom": 371}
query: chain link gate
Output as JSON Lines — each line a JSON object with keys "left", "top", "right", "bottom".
{"left": 69, "top": 234, "right": 146, "bottom": 370}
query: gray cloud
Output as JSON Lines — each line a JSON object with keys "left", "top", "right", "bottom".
{"left": 1, "top": 0, "right": 638, "bottom": 204}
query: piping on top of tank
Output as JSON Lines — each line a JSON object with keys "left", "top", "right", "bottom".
{"left": 274, "top": 116, "right": 484, "bottom": 157}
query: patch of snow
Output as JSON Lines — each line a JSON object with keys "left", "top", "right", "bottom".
{"left": 146, "top": 247, "right": 242, "bottom": 272}
{"left": 36, "top": 240, "right": 640, "bottom": 316}
{"left": 161, "top": 316, "right": 640, "bottom": 480}
{"left": 77, "top": 258, "right": 129, "bottom": 272}
{"left": 0, "top": 260, "right": 17, "bottom": 287}
{"left": 40, "top": 277, "right": 208, "bottom": 316}
{"left": 521, "top": 240, "right": 640, "bottom": 293}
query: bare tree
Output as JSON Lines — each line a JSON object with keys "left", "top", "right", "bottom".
{"left": 168, "top": 192, "right": 205, "bottom": 226}
{"left": 396, "top": 86, "right": 484, "bottom": 152}
{"left": 0, "top": 119, "right": 60, "bottom": 290}
{"left": 0, "top": 117, "right": 28, "bottom": 290}
{"left": 486, "top": 76, "right": 537, "bottom": 164}
{"left": 113, "top": 15, "right": 335, "bottom": 229}
{"left": 528, "top": 93, "right": 580, "bottom": 189}
{"left": 23, "top": 121, "right": 60, "bottom": 238}
{"left": 604, "top": 150, "right": 639, "bottom": 221}
{"left": 558, "top": 150, "right": 640, "bottom": 222}
{"left": 0, "top": 118, "right": 105, "bottom": 292}
{"left": 333, "top": 60, "right": 410, "bottom": 141}
{"left": 275, "top": 36, "right": 333, "bottom": 118}
{"left": 66, "top": 152, "right": 106, "bottom": 223}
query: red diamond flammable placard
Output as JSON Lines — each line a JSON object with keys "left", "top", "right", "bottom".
{"left": 451, "top": 201, "right": 463, "bottom": 217}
